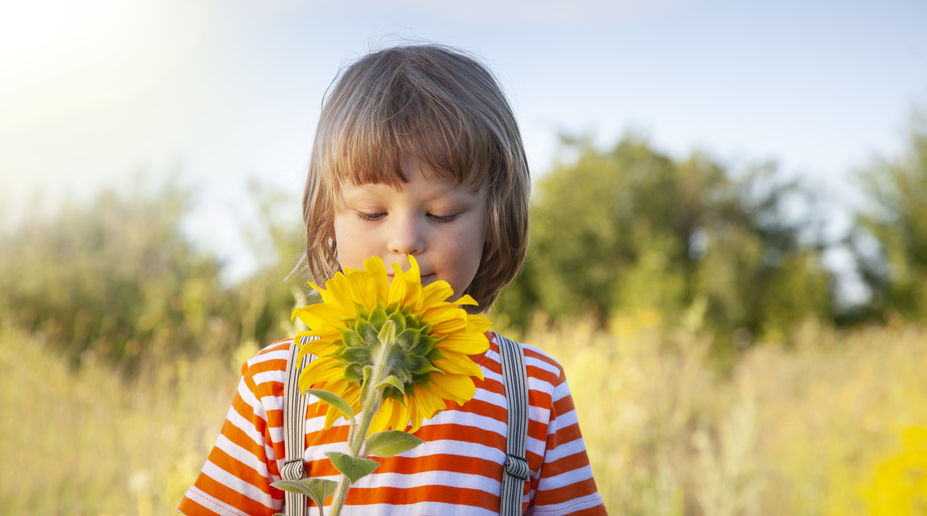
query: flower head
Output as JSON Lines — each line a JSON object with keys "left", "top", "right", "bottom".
{"left": 293, "top": 255, "right": 491, "bottom": 433}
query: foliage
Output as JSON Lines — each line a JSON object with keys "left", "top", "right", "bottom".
{"left": 496, "top": 135, "right": 833, "bottom": 355}
{"left": 0, "top": 182, "right": 306, "bottom": 367}
{"left": 233, "top": 179, "right": 312, "bottom": 353}
{"left": 0, "top": 184, "right": 231, "bottom": 365}
{"left": 853, "top": 112, "right": 927, "bottom": 321}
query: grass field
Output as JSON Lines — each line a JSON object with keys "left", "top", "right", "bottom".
{"left": 2, "top": 315, "right": 926, "bottom": 515}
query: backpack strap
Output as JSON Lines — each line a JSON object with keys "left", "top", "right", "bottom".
{"left": 496, "top": 332, "right": 530, "bottom": 516}
{"left": 282, "top": 336, "right": 314, "bottom": 516}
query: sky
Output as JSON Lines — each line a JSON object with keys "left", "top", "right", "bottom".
{"left": 2, "top": 0, "right": 926, "bottom": 283}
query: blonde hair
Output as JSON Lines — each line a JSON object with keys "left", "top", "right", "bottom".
{"left": 302, "top": 44, "right": 530, "bottom": 310}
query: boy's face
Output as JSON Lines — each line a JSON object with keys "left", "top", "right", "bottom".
{"left": 332, "top": 155, "right": 488, "bottom": 301}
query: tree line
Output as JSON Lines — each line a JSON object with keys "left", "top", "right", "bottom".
{"left": 1, "top": 114, "right": 925, "bottom": 365}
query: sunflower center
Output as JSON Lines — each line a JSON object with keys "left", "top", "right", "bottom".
{"left": 336, "top": 303, "right": 445, "bottom": 401}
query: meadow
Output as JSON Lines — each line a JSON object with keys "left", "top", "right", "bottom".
{"left": 2, "top": 311, "right": 925, "bottom": 515}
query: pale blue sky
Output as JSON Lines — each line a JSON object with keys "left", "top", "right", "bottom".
{"left": 2, "top": 0, "right": 925, "bottom": 281}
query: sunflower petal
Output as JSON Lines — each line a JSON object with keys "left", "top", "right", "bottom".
{"left": 429, "top": 371, "right": 477, "bottom": 404}
{"left": 455, "top": 294, "right": 479, "bottom": 306}
{"left": 420, "top": 281, "right": 454, "bottom": 306}
{"left": 433, "top": 356, "right": 484, "bottom": 378}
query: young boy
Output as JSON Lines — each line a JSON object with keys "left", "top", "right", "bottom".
{"left": 180, "top": 44, "right": 605, "bottom": 515}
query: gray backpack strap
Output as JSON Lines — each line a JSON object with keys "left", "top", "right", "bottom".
{"left": 496, "top": 332, "right": 530, "bottom": 516}
{"left": 282, "top": 337, "right": 314, "bottom": 516}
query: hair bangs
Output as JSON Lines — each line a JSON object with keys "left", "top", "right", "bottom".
{"left": 329, "top": 63, "right": 492, "bottom": 192}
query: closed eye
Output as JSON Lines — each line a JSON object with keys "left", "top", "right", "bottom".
{"left": 428, "top": 213, "right": 459, "bottom": 223}
{"left": 357, "top": 211, "right": 386, "bottom": 221}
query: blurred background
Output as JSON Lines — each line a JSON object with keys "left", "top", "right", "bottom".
{"left": 2, "top": 0, "right": 927, "bottom": 514}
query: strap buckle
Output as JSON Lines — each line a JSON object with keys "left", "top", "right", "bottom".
{"left": 504, "top": 454, "right": 530, "bottom": 481}
{"left": 281, "top": 458, "right": 306, "bottom": 481}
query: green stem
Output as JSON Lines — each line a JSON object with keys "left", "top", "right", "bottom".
{"left": 327, "top": 338, "right": 391, "bottom": 516}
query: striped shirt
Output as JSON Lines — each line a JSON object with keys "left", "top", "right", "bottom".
{"left": 179, "top": 333, "right": 605, "bottom": 515}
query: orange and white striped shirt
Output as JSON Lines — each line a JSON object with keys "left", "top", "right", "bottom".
{"left": 179, "top": 333, "right": 605, "bottom": 515}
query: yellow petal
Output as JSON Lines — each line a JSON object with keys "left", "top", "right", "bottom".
{"left": 429, "top": 315, "right": 470, "bottom": 336}
{"left": 296, "top": 337, "right": 340, "bottom": 362}
{"left": 362, "top": 257, "right": 389, "bottom": 305}
{"left": 388, "top": 264, "right": 412, "bottom": 305}
{"left": 388, "top": 399, "right": 410, "bottom": 431}
{"left": 429, "top": 372, "right": 476, "bottom": 404}
{"left": 467, "top": 315, "right": 492, "bottom": 333}
{"left": 438, "top": 333, "right": 491, "bottom": 355}
{"left": 403, "top": 255, "right": 422, "bottom": 283}
{"left": 294, "top": 303, "right": 351, "bottom": 330}
{"left": 455, "top": 294, "right": 479, "bottom": 306}
{"left": 363, "top": 255, "right": 387, "bottom": 276}
{"left": 413, "top": 385, "right": 448, "bottom": 419}
{"left": 421, "top": 281, "right": 454, "bottom": 306}
{"left": 422, "top": 302, "right": 466, "bottom": 322}
{"left": 298, "top": 356, "right": 344, "bottom": 390}
{"left": 433, "top": 355, "right": 484, "bottom": 378}
{"left": 324, "top": 406, "right": 344, "bottom": 429}
{"left": 368, "top": 403, "right": 390, "bottom": 434}
{"left": 389, "top": 261, "right": 424, "bottom": 307}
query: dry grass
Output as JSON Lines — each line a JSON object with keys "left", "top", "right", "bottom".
{"left": 526, "top": 312, "right": 927, "bottom": 515}
{"left": 2, "top": 315, "right": 926, "bottom": 514}
{"left": 0, "top": 324, "right": 251, "bottom": 515}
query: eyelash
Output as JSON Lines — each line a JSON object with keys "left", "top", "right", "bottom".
{"left": 357, "top": 212, "right": 458, "bottom": 223}
{"left": 357, "top": 212, "right": 385, "bottom": 222}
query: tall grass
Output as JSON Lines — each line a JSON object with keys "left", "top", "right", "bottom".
{"left": 526, "top": 312, "right": 927, "bottom": 515}
{"left": 2, "top": 316, "right": 925, "bottom": 514}
{"left": 0, "top": 324, "right": 254, "bottom": 515}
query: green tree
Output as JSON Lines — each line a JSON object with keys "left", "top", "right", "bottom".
{"left": 495, "top": 135, "right": 833, "bottom": 351}
{"left": 235, "top": 180, "right": 314, "bottom": 349}
{"left": 0, "top": 184, "right": 235, "bottom": 364}
{"left": 853, "top": 112, "right": 927, "bottom": 320}
{"left": 0, "top": 180, "right": 318, "bottom": 367}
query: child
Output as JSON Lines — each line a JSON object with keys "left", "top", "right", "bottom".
{"left": 180, "top": 44, "right": 605, "bottom": 515}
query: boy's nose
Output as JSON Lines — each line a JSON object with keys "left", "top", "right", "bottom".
{"left": 388, "top": 216, "right": 425, "bottom": 256}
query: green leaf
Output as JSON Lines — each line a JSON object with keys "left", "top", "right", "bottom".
{"left": 377, "top": 375, "right": 406, "bottom": 393}
{"left": 364, "top": 430, "right": 424, "bottom": 457}
{"left": 325, "top": 452, "right": 380, "bottom": 483}
{"left": 361, "top": 365, "right": 374, "bottom": 388}
{"left": 271, "top": 478, "right": 337, "bottom": 509}
{"left": 305, "top": 389, "right": 355, "bottom": 420}
{"left": 387, "top": 310, "right": 408, "bottom": 331}
{"left": 378, "top": 319, "right": 397, "bottom": 346}
{"left": 339, "top": 327, "right": 364, "bottom": 349}
{"left": 368, "top": 305, "right": 387, "bottom": 328}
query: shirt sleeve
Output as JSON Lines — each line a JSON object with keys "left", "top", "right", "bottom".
{"left": 178, "top": 350, "right": 287, "bottom": 515}
{"left": 529, "top": 367, "right": 607, "bottom": 515}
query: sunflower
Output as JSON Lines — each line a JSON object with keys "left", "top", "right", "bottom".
{"left": 292, "top": 255, "right": 491, "bottom": 434}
